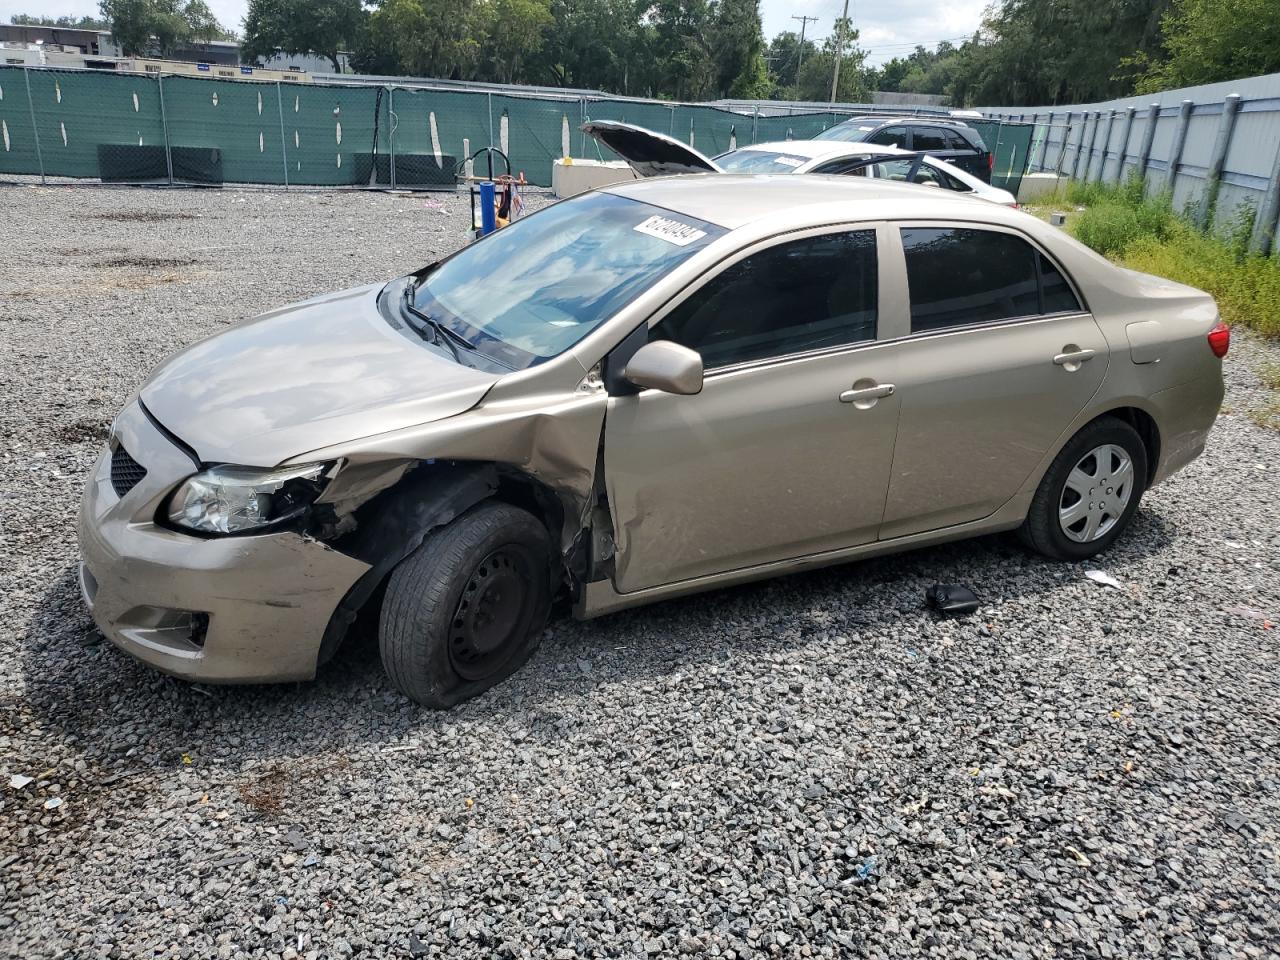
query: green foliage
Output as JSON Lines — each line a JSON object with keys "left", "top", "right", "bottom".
{"left": 1065, "top": 176, "right": 1280, "bottom": 339}
{"left": 764, "top": 30, "right": 818, "bottom": 97}
{"left": 871, "top": 42, "right": 959, "bottom": 97}
{"left": 793, "top": 19, "right": 868, "bottom": 103}
{"left": 10, "top": 13, "right": 110, "bottom": 29}
{"left": 711, "top": 0, "right": 769, "bottom": 99}
{"left": 98, "top": 0, "right": 231, "bottom": 55}
{"left": 1135, "top": 0, "right": 1280, "bottom": 92}
{"left": 346, "top": 0, "right": 781, "bottom": 100}
{"left": 242, "top": 0, "right": 365, "bottom": 72}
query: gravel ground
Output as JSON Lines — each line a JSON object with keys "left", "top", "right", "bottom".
{"left": 2, "top": 183, "right": 1279, "bottom": 960}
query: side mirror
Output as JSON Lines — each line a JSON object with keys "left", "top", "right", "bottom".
{"left": 623, "top": 340, "right": 704, "bottom": 395}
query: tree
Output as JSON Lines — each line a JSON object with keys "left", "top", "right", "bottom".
{"left": 484, "top": 0, "right": 553, "bottom": 84}
{"left": 241, "top": 0, "right": 366, "bottom": 72}
{"left": 10, "top": 14, "right": 111, "bottom": 29}
{"left": 356, "top": 0, "right": 489, "bottom": 80}
{"left": 1134, "top": 0, "right": 1280, "bottom": 92}
{"left": 710, "top": 0, "right": 769, "bottom": 98}
{"left": 650, "top": 0, "right": 716, "bottom": 100}
{"left": 764, "top": 30, "right": 818, "bottom": 98}
{"left": 945, "top": 0, "right": 1170, "bottom": 106}
{"left": 794, "top": 19, "right": 868, "bottom": 103}
{"left": 534, "top": 0, "right": 651, "bottom": 93}
{"left": 98, "top": 0, "right": 232, "bottom": 56}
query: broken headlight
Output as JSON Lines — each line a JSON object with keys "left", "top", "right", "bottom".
{"left": 167, "top": 462, "right": 334, "bottom": 535}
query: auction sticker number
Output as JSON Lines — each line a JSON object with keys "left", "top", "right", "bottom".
{"left": 634, "top": 215, "right": 707, "bottom": 246}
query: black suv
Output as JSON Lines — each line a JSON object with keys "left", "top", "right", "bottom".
{"left": 814, "top": 116, "right": 992, "bottom": 183}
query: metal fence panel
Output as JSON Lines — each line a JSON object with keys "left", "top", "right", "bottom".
{"left": 22, "top": 68, "right": 168, "bottom": 180}
{"left": 0, "top": 66, "right": 45, "bottom": 175}
{"left": 493, "top": 94, "right": 572, "bottom": 186}
{"left": 162, "top": 75, "right": 290, "bottom": 184}
{"left": 388, "top": 87, "right": 490, "bottom": 184}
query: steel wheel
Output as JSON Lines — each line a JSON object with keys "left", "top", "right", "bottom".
{"left": 1058, "top": 443, "right": 1135, "bottom": 543}
{"left": 448, "top": 547, "right": 536, "bottom": 682}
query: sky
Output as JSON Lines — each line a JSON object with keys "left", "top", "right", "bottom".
{"left": 1, "top": 0, "right": 988, "bottom": 68}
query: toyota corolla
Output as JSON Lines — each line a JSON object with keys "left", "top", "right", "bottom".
{"left": 79, "top": 176, "right": 1227, "bottom": 707}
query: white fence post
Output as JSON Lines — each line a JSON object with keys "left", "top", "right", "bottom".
{"left": 1055, "top": 111, "right": 1074, "bottom": 175}
{"left": 1166, "top": 99, "right": 1194, "bottom": 198}
{"left": 1250, "top": 144, "right": 1280, "bottom": 255}
{"left": 1135, "top": 102, "right": 1160, "bottom": 189}
{"left": 1093, "top": 110, "right": 1116, "bottom": 182}
{"left": 1197, "top": 93, "right": 1241, "bottom": 229}
{"left": 1115, "top": 106, "right": 1136, "bottom": 182}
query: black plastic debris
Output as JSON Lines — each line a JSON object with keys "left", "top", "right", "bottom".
{"left": 925, "top": 583, "right": 981, "bottom": 616}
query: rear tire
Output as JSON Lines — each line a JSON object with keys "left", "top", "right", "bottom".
{"left": 379, "top": 502, "right": 553, "bottom": 708}
{"left": 1019, "top": 417, "right": 1148, "bottom": 561}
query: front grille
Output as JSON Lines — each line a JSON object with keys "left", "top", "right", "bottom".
{"left": 110, "top": 444, "right": 147, "bottom": 498}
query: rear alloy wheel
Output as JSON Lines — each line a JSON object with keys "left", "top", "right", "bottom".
{"left": 1020, "top": 417, "right": 1148, "bottom": 561}
{"left": 380, "top": 502, "right": 552, "bottom": 708}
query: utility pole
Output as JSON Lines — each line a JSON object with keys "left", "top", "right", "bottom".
{"left": 791, "top": 14, "right": 819, "bottom": 85}
{"left": 830, "top": 0, "right": 851, "bottom": 103}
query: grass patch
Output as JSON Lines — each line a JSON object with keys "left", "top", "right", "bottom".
{"left": 1055, "top": 174, "right": 1280, "bottom": 339}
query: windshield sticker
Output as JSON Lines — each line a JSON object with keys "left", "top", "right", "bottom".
{"left": 773, "top": 156, "right": 804, "bottom": 167}
{"left": 634, "top": 215, "right": 707, "bottom": 246}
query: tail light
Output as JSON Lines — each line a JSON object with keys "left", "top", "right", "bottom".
{"left": 1207, "top": 321, "right": 1230, "bottom": 358}
{"left": 988, "top": 152, "right": 994, "bottom": 171}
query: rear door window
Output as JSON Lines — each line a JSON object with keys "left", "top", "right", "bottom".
{"left": 911, "top": 127, "right": 948, "bottom": 151}
{"left": 652, "top": 230, "right": 879, "bottom": 368}
{"left": 943, "top": 130, "right": 971, "bottom": 151}
{"left": 902, "top": 227, "right": 1046, "bottom": 332}
{"left": 867, "top": 126, "right": 909, "bottom": 147}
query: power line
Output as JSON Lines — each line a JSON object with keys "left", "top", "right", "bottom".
{"left": 791, "top": 14, "right": 819, "bottom": 83}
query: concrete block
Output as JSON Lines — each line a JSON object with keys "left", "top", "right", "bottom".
{"left": 1017, "top": 172, "right": 1064, "bottom": 202}
{"left": 552, "top": 159, "right": 638, "bottom": 198}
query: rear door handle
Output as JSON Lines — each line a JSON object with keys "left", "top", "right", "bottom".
{"left": 1053, "top": 348, "right": 1097, "bottom": 365}
{"left": 839, "top": 383, "right": 895, "bottom": 403}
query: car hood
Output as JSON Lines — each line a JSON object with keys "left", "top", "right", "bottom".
{"left": 139, "top": 282, "right": 499, "bottom": 466}
{"left": 581, "top": 120, "right": 722, "bottom": 177}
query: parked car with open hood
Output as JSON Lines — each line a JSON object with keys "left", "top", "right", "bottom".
{"left": 80, "top": 176, "right": 1226, "bottom": 707}
{"left": 580, "top": 120, "right": 1016, "bottom": 206}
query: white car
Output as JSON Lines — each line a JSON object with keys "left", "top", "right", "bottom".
{"left": 582, "top": 120, "right": 1019, "bottom": 207}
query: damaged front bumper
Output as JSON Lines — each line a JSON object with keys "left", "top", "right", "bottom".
{"left": 78, "top": 402, "right": 370, "bottom": 683}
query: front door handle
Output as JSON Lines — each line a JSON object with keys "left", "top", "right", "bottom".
{"left": 839, "top": 383, "right": 895, "bottom": 404}
{"left": 1053, "top": 348, "right": 1097, "bottom": 366}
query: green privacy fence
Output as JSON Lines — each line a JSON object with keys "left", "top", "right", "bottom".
{"left": 0, "top": 66, "right": 1031, "bottom": 191}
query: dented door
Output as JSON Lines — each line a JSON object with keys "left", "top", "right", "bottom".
{"left": 602, "top": 349, "right": 900, "bottom": 594}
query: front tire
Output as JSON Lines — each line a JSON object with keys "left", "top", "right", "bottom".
{"left": 379, "top": 502, "right": 553, "bottom": 708}
{"left": 1020, "top": 417, "right": 1148, "bottom": 561}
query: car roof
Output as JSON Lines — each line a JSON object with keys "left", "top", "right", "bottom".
{"left": 833, "top": 114, "right": 972, "bottom": 129}
{"left": 726, "top": 140, "right": 912, "bottom": 161}
{"left": 601, "top": 173, "right": 1008, "bottom": 230}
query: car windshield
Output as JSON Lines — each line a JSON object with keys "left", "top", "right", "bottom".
{"left": 412, "top": 192, "right": 724, "bottom": 369}
{"left": 713, "top": 149, "right": 810, "bottom": 173}
{"left": 813, "top": 120, "right": 878, "bottom": 142}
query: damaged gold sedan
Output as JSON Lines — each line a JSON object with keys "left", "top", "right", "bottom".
{"left": 79, "top": 176, "right": 1227, "bottom": 706}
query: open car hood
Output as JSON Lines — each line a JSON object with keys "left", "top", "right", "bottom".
{"left": 580, "top": 120, "right": 722, "bottom": 177}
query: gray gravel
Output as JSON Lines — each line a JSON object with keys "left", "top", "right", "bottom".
{"left": 3, "top": 183, "right": 1280, "bottom": 960}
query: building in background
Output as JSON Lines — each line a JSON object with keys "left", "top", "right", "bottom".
{"left": 0, "top": 23, "right": 349, "bottom": 76}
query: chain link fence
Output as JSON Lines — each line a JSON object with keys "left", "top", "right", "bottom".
{"left": 0, "top": 66, "right": 1033, "bottom": 192}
